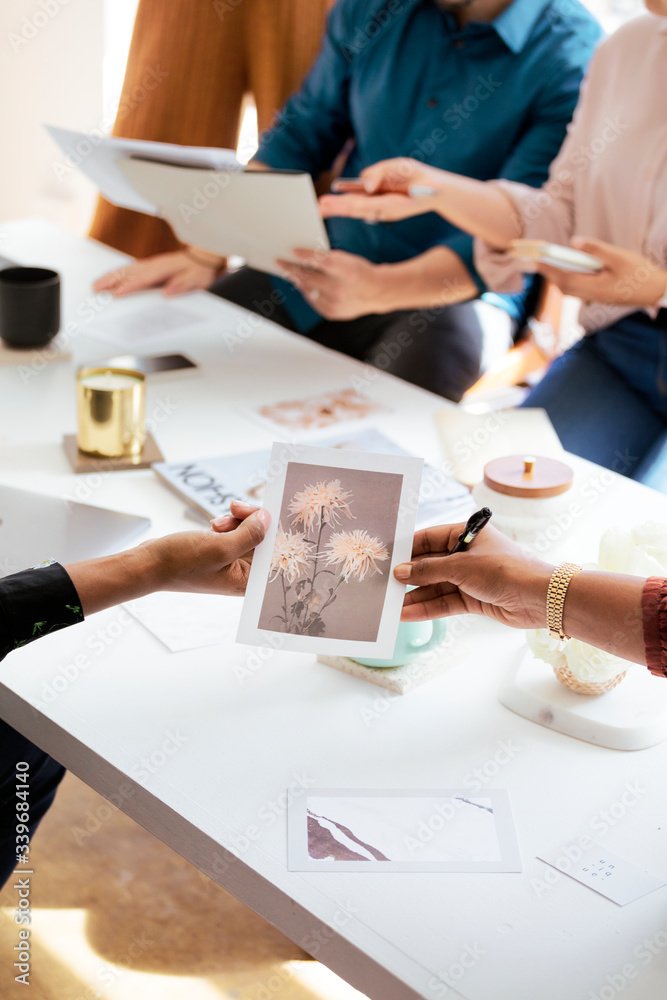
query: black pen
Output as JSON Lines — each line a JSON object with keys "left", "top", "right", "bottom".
{"left": 449, "top": 508, "right": 492, "bottom": 554}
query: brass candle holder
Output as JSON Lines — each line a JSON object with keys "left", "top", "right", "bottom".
{"left": 76, "top": 367, "right": 146, "bottom": 458}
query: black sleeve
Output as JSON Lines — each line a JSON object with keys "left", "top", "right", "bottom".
{"left": 0, "top": 563, "right": 84, "bottom": 663}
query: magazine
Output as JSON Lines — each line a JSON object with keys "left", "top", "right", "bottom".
{"left": 152, "top": 428, "right": 474, "bottom": 529}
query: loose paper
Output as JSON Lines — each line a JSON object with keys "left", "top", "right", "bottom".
{"left": 119, "top": 159, "right": 330, "bottom": 276}
{"left": 239, "top": 387, "right": 389, "bottom": 439}
{"left": 288, "top": 789, "right": 522, "bottom": 872}
{"left": 538, "top": 842, "right": 667, "bottom": 906}
{"left": 46, "top": 125, "right": 241, "bottom": 215}
{"left": 124, "top": 592, "right": 239, "bottom": 653}
{"left": 84, "top": 302, "right": 206, "bottom": 348}
{"left": 236, "top": 443, "right": 423, "bottom": 659}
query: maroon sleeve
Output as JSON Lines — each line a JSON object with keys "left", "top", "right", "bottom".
{"left": 642, "top": 577, "right": 667, "bottom": 678}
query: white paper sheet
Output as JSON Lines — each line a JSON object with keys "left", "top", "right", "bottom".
{"left": 124, "top": 592, "right": 239, "bottom": 653}
{"left": 84, "top": 302, "right": 206, "bottom": 348}
{"left": 119, "top": 158, "right": 330, "bottom": 276}
{"left": 236, "top": 443, "right": 423, "bottom": 659}
{"left": 538, "top": 841, "right": 667, "bottom": 906}
{"left": 46, "top": 125, "right": 330, "bottom": 276}
{"left": 288, "top": 789, "right": 522, "bottom": 872}
{"left": 46, "top": 125, "right": 241, "bottom": 215}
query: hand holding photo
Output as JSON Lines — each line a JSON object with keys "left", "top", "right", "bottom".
{"left": 236, "top": 444, "right": 423, "bottom": 658}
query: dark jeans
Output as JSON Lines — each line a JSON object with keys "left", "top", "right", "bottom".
{"left": 523, "top": 310, "right": 667, "bottom": 488}
{"left": 0, "top": 718, "right": 65, "bottom": 888}
{"left": 210, "top": 267, "right": 516, "bottom": 403}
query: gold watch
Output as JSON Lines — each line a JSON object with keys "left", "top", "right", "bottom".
{"left": 546, "top": 561, "right": 582, "bottom": 641}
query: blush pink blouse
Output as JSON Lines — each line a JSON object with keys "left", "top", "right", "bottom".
{"left": 643, "top": 578, "right": 667, "bottom": 678}
{"left": 475, "top": 13, "right": 667, "bottom": 333}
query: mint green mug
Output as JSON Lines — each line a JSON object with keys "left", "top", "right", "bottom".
{"left": 351, "top": 617, "right": 448, "bottom": 669}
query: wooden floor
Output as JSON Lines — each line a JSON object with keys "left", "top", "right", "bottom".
{"left": 0, "top": 772, "right": 368, "bottom": 1000}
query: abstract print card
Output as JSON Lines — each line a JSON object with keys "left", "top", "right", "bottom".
{"left": 240, "top": 387, "right": 389, "bottom": 438}
{"left": 288, "top": 789, "right": 522, "bottom": 873}
{"left": 236, "top": 443, "right": 423, "bottom": 659}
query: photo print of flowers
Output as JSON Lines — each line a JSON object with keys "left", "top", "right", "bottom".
{"left": 258, "top": 463, "right": 403, "bottom": 642}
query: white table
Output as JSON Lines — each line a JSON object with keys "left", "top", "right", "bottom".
{"left": 2, "top": 219, "right": 667, "bottom": 1000}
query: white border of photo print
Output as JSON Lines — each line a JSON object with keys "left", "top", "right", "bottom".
{"left": 236, "top": 443, "right": 423, "bottom": 658}
{"left": 288, "top": 789, "right": 522, "bottom": 873}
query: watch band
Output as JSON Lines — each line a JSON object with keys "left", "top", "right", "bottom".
{"left": 546, "top": 561, "right": 582, "bottom": 641}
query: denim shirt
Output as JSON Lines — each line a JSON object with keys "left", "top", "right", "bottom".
{"left": 255, "top": 0, "right": 603, "bottom": 331}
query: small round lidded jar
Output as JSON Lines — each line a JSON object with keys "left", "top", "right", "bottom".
{"left": 472, "top": 454, "right": 575, "bottom": 548}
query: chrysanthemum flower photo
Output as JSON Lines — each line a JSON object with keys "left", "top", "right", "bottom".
{"left": 268, "top": 525, "right": 314, "bottom": 585}
{"left": 288, "top": 479, "right": 354, "bottom": 533}
{"left": 322, "top": 529, "right": 390, "bottom": 582}
{"left": 259, "top": 464, "right": 403, "bottom": 641}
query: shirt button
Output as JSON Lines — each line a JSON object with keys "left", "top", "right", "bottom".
{"left": 427, "top": 97, "right": 438, "bottom": 109}
{"left": 454, "top": 39, "right": 465, "bottom": 49}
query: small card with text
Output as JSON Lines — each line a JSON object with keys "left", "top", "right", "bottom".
{"left": 538, "top": 842, "right": 667, "bottom": 906}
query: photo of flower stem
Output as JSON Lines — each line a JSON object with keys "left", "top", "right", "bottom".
{"left": 258, "top": 463, "right": 403, "bottom": 642}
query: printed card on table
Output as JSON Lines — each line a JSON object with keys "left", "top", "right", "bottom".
{"left": 239, "top": 387, "right": 389, "bottom": 438}
{"left": 236, "top": 443, "right": 423, "bottom": 659}
{"left": 538, "top": 842, "right": 667, "bottom": 906}
{"left": 288, "top": 789, "right": 522, "bottom": 873}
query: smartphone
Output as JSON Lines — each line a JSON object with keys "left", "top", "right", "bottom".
{"left": 92, "top": 353, "right": 199, "bottom": 375}
{"left": 510, "top": 239, "right": 604, "bottom": 274}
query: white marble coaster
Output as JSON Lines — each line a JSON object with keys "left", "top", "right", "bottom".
{"left": 500, "top": 647, "right": 667, "bottom": 750}
{"left": 317, "top": 643, "right": 465, "bottom": 695}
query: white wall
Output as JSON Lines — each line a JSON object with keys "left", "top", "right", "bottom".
{"left": 0, "top": 0, "right": 105, "bottom": 237}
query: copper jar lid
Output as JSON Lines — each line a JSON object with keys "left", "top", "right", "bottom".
{"left": 483, "top": 454, "right": 574, "bottom": 499}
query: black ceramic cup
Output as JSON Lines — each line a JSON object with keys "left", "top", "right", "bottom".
{"left": 0, "top": 267, "right": 61, "bottom": 349}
